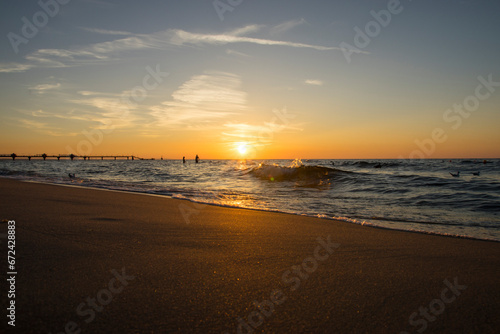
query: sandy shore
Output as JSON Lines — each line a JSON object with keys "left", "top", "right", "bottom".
{"left": 0, "top": 178, "right": 499, "bottom": 333}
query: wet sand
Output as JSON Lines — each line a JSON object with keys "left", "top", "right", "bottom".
{"left": 1, "top": 178, "right": 499, "bottom": 333}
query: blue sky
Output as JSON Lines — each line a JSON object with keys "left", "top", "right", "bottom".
{"left": 1, "top": 0, "right": 499, "bottom": 158}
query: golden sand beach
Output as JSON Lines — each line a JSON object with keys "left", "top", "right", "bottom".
{"left": 1, "top": 178, "right": 499, "bottom": 333}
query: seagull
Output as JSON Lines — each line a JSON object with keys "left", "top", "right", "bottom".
{"left": 450, "top": 171, "right": 460, "bottom": 177}
{"left": 472, "top": 171, "right": 480, "bottom": 176}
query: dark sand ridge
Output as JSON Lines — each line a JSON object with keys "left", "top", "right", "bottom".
{"left": 0, "top": 178, "right": 499, "bottom": 333}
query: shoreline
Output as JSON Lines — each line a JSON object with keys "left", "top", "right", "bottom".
{"left": 6, "top": 176, "right": 499, "bottom": 243}
{"left": 1, "top": 177, "right": 499, "bottom": 333}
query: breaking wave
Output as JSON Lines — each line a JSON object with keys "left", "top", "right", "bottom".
{"left": 248, "top": 159, "right": 351, "bottom": 184}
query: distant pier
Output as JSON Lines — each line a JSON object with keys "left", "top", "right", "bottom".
{"left": 0, "top": 154, "right": 146, "bottom": 161}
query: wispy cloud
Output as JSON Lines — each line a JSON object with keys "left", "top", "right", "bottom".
{"left": 70, "top": 96, "right": 136, "bottom": 129}
{"left": 18, "top": 108, "right": 94, "bottom": 122}
{"left": 0, "top": 63, "right": 34, "bottom": 73}
{"left": 14, "top": 86, "right": 147, "bottom": 136}
{"left": 16, "top": 118, "right": 78, "bottom": 137}
{"left": 77, "top": 90, "right": 113, "bottom": 96}
{"left": 270, "top": 18, "right": 307, "bottom": 35}
{"left": 16, "top": 104, "right": 128, "bottom": 130}
{"left": 222, "top": 119, "right": 302, "bottom": 147}
{"left": 81, "top": 27, "right": 132, "bottom": 36}
{"left": 227, "top": 24, "right": 264, "bottom": 36}
{"left": 226, "top": 49, "right": 251, "bottom": 58}
{"left": 67, "top": 90, "right": 147, "bottom": 130}
{"left": 149, "top": 71, "right": 246, "bottom": 129}
{"left": 169, "top": 28, "right": 338, "bottom": 51}
{"left": 29, "top": 83, "right": 61, "bottom": 94}
{"left": 27, "top": 35, "right": 152, "bottom": 64}
{"left": 31, "top": 109, "right": 83, "bottom": 120}
{"left": 224, "top": 121, "right": 302, "bottom": 136}
{"left": 2, "top": 24, "right": 344, "bottom": 73}
{"left": 222, "top": 123, "right": 274, "bottom": 142}
{"left": 6, "top": 36, "right": 158, "bottom": 72}
{"left": 305, "top": 79, "right": 323, "bottom": 86}
{"left": 71, "top": 97, "right": 131, "bottom": 113}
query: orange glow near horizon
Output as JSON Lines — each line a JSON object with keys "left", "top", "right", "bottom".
{"left": 2, "top": 128, "right": 500, "bottom": 160}
{"left": 1, "top": 102, "right": 499, "bottom": 160}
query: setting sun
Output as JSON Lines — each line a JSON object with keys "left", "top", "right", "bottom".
{"left": 237, "top": 143, "right": 248, "bottom": 155}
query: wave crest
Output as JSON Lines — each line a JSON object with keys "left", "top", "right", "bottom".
{"left": 249, "top": 161, "right": 347, "bottom": 183}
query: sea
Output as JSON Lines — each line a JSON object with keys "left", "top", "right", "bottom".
{"left": 1, "top": 158, "right": 499, "bottom": 242}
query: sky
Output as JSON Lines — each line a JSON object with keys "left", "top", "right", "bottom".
{"left": 0, "top": 0, "right": 499, "bottom": 159}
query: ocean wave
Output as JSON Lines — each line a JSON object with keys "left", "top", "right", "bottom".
{"left": 340, "top": 160, "right": 403, "bottom": 168}
{"left": 248, "top": 161, "right": 349, "bottom": 183}
{"left": 0, "top": 168, "right": 40, "bottom": 178}
{"left": 460, "top": 159, "right": 492, "bottom": 164}
{"left": 1, "top": 158, "right": 499, "bottom": 241}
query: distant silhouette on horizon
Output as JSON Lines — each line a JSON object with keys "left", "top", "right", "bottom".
{"left": 195, "top": 155, "right": 199, "bottom": 163}
{"left": 183, "top": 156, "right": 186, "bottom": 164}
